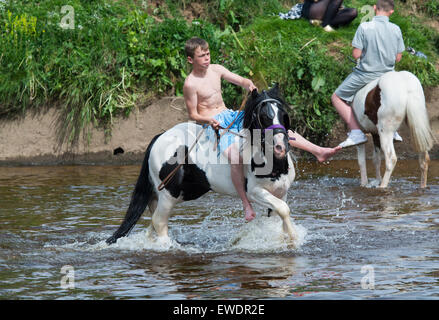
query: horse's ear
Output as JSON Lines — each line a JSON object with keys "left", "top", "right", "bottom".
{"left": 268, "top": 83, "right": 279, "bottom": 97}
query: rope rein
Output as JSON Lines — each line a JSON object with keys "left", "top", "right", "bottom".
{"left": 157, "top": 92, "right": 296, "bottom": 191}
{"left": 157, "top": 126, "right": 207, "bottom": 191}
{"left": 158, "top": 94, "right": 249, "bottom": 192}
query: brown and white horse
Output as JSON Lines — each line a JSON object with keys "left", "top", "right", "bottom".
{"left": 352, "top": 71, "right": 435, "bottom": 188}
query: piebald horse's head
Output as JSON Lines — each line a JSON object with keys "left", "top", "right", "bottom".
{"left": 243, "top": 83, "right": 291, "bottom": 159}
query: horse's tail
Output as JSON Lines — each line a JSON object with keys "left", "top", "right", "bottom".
{"left": 402, "top": 71, "right": 435, "bottom": 153}
{"left": 106, "top": 133, "right": 162, "bottom": 245}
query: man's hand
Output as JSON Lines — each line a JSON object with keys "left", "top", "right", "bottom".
{"left": 247, "top": 81, "right": 257, "bottom": 92}
{"left": 209, "top": 118, "right": 221, "bottom": 130}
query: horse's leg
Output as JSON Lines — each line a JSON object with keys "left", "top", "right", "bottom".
{"left": 148, "top": 195, "right": 158, "bottom": 215}
{"left": 268, "top": 194, "right": 287, "bottom": 217}
{"left": 248, "top": 187, "right": 296, "bottom": 241}
{"left": 372, "top": 134, "right": 382, "bottom": 183}
{"left": 419, "top": 151, "right": 430, "bottom": 188}
{"left": 379, "top": 131, "right": 397, "bottom": 188}
{"left": 356, "top": 144, "right": 368, "bottom": 186}
{"left": 151, "top": 194, "right": 176, "bottom": 238}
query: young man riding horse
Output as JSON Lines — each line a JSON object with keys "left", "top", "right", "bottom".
{"left": 183, "top": 37, "right": 340, "bottom": 222}
{"left": 105, "top": 39, "right": 340, "bottom": 245}
{"left": 331, "top": 0, "right": 405, "bottom": 148}
{"left": 183, "top": 38, "right": 258, "bottom": 222}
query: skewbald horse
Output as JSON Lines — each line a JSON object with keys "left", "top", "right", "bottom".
{"left": 106, "top": 84, "right": 299, "bottom": 245}
{"left": 352, "top": 71, "right": 435, "bottom": 188}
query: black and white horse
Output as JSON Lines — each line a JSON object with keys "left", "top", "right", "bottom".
{"left": 106, "top": 84, "right": 298, "bottom": 245}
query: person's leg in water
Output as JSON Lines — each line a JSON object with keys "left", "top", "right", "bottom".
{"left": 288, "top": 130, "right": 341, "bottom": 162}
{"left": 225, "top": 143, "right": 256, "bottom": 222}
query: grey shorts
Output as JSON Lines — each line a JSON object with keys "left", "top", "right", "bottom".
{"left": 335, "top": 69, "right": 384, "bottom": 102}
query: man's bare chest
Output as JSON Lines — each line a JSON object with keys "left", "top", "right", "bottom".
{"left": 195, "top": 76, "right": 222, "bottom": 101}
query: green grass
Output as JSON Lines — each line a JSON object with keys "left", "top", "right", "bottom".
{"left": 225, "top": 0, "right": 439, "bottom": 142}
{"left": 0, "top": 0, "right": 438, "bottom": 145}
{"left": 0, "top": 0, "right": 226, "bottom": 142}
{"left": 221, "top": 17, "right": 352, "bottom": 142}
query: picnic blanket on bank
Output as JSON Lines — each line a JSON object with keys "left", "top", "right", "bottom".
{"left": 279, "top": 3, "right": 304, "bottom": 20}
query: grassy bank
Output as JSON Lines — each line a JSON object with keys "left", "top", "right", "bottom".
{"left": 0, "top": 0, "right": 438, "bottom": 145}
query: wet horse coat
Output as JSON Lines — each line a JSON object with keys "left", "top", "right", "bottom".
{"left": 106, "top": 85, "right": 298, "bottom": 245}
{"left": 352, "top": 71, "right": 435, "bottom": 188}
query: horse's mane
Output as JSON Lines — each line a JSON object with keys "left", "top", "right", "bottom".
{"left": 242, "top": 83, "right": 288, "bottom": 129}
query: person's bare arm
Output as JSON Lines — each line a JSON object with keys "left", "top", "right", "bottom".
{"left": 395, "top": 52, "right": 402, "bottom": 63}
{"left": 183, "top": 81, "right": 220, "bottom": 129}
{"left": 352, "top": 47, "right": 362, "bottom": 60}
{"left": 215, "top": 64, "right": 257, "bottom": 91}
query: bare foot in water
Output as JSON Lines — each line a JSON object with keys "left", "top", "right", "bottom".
{"left": 315, "top": 146, "right": 342, "bottom": 162}
{"left": 244, "top": 205, "right": 256, "bottom": 222}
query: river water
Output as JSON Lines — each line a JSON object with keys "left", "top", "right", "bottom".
{"left": 0, "top": 160, "right": 438, "bottom": 299}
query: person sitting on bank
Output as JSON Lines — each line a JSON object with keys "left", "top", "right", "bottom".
{"left": 302, "top": 0, "right": 358, "bottom": 32}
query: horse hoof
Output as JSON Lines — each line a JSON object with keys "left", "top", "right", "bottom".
{"left": 285, "top": 237, "right": 298, "bottom": 249}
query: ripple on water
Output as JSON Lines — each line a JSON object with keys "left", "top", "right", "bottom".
{"left": 2, "top": 161, "right": 439, "bottom": 299}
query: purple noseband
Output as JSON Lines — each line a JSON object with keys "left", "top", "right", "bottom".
{"left": 264, "top": 124, "right": 286, "bottom": 133}
{"left": 264, "top": 124, "right": 295, "bottom": 140}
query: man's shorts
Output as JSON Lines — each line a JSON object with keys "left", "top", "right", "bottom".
{"left": 335, "top": 70, "right": 384, "bottom": 103}
{"left": 205, "top": 109, "right": 244, "bottom": 155}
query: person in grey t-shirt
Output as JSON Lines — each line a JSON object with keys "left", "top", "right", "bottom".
{"left": 331, "top": 0, "right": 405, "bottom": 148}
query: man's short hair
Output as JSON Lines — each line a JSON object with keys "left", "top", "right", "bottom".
{"left": 185, "top": 37, "right": 209, "bottom": 58}
{"left": 376, "top": 0, "right": 394, "bottom": 12}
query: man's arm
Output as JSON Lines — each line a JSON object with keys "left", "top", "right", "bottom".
{"left": 395, "top": 52, "right": 402, "bottom": 63}
{"left": 352, "top": 47, "right": 362, "bottom": 60}
{"left": 351, "top": 24, "right": 364, "bottom": 61}
{"left": 215, "top": 64, "right": 257, "bottom": 91}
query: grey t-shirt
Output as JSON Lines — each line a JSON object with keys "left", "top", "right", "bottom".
{"left": 352, "top": 15, "right": 405, "bottom": 73}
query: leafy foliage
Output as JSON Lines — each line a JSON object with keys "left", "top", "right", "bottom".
{"left": 0, "top": 0, "right": 438, "bottom": 145}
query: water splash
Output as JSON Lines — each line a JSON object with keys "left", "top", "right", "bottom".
{"left": 229, "top": 215, "right": 307, "bottom": 252}
{"left": 91, "top": 226, "right": 185, "bottom": 252}
{"left": 51, "top": 214, "right": 307, "bottom": 254}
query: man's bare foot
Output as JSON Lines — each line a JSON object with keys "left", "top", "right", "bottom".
{"left": 315, "top": 146, "right": 342, "bottom": 162}
{"left": 244, "top": 205, "right": 256, "bottom": 222}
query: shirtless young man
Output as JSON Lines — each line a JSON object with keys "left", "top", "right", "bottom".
{"left": 183, "top": 37, "right": 258, "bottom": 222}
{"left": 183, "top": 37, "right": 340, "bottom": 222}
